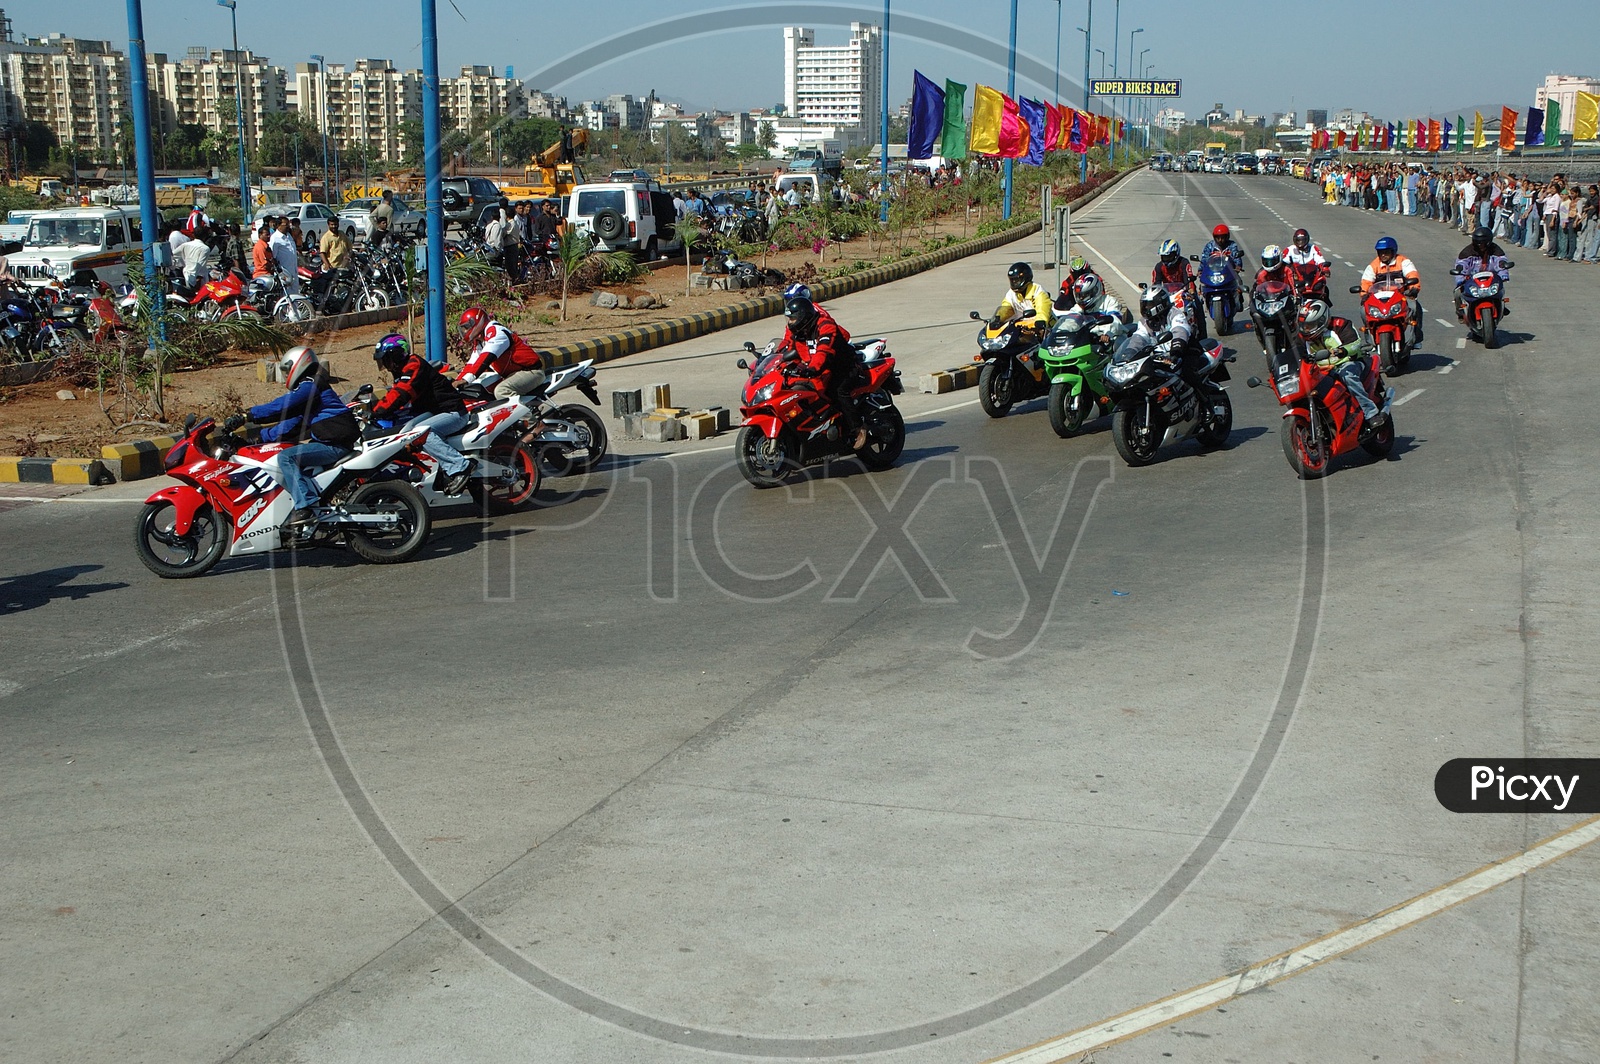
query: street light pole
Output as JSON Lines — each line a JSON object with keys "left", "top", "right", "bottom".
{"left": 124, "top": 0, "right": 164, "bottom": 346}
{"left": 1124, "top": 27, "right": 1142, "bottom": 164}
{"left": 217, "top": 1, "right": 251, "bottom": 224}
{"left": 1096, "top": 49, "right": 1105, "bottom": 80}
{"left": 1002, "top": 0, "right": 1017, "bottom": 219}
{"left": 311, "top": 54, "right": 330, "bottom": 204}
{"left": 421, "top": 0, "right": 446, "bottom": 364}
{"left": 1079, "top": 0, "right": 1093, "bottom": 185}
{"left": 880, "top": 0, "right": 890, "bottom": 224}
{"left": 1138, "top": 48, "right": 1149, "bottom": 152}
{"left": 1052, "top": 0, "right": 1062, "bottom": 107}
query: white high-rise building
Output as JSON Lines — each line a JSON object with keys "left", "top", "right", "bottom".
{"left": 0, "top": 31, "right": 130, "bottom": 158}
{"left": 1534, "top": 73, "right": 1600, "bottom": 134}
{"left": 148, "top": 47, "right": 287, "bottom": 152}
{"left": 443, "top": 65, "right": 525, "bottom": 136}
{"left": 782, "top": 23, "right": 881, "bottom": 136}
{"left": 296, "top": 59, "right": 423, "bottom": 164}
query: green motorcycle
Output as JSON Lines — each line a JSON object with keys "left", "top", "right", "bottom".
{"left": 1039, "top": 310, "right": 1129, "bottom": 438}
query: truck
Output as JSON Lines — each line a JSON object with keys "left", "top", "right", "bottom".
{"left": 499, "top": 129, "right": 590, "bottom": 200}
{"left": 790, "top": 143, "right": 843, "bottom": 177}
{"left": 1203, "top": 142, "right": 1230, "bottom": 172}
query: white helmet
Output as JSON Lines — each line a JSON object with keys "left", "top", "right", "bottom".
{"left": 278, "top": 346, "right": 320, "bottom": 391}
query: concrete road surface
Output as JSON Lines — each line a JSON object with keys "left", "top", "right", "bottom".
{"left": 2, "top": 169, "right": 1595, "bottom": 1064}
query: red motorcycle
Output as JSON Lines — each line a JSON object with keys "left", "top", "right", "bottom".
{"left": 174, "top": 261, "right": 260, "bottom": 322}
{"left": 1247, "top": 341, "right": 1395, "bottom": 479}
{"left": 135, "top": 414, "right": 434, "bottom": 578}
{"left": 1350, "top": 277, "right": 1416, "bottom": 375}
{"left": 734, "top": 338, "right": 906, "bottom": 488}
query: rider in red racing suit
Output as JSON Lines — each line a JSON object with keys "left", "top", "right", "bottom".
{"left": 778, "top": 286, "right": 864, "bottom": 449}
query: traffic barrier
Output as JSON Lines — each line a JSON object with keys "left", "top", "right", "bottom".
{"left": 100, "top": 436, "right": 179, "bottom": 481}
{"left": 919, "top": 364, "right": 982, "bottom": 394}
{"left": 0, "top": 456, "right": 114, "bottom": 485}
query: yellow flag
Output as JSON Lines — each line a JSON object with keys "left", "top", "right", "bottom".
{"left": 1576, "top": 92, "right": 1600, "bottom": 142}
{"left": 970, "top": 84, "right": 1004, "bottom": 156}
{"left": 1473, "top": 111, "right": 1485, "bottom": 149}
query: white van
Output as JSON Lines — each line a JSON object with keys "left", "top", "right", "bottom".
{"left": 7, "top": 206, "right": 142, "bottom": 288}
{"left": 774, "top": 172, "right": 829, "bottom": 204}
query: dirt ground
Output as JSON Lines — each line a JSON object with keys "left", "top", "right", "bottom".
{"left": 1, "top": 211, "right": 998, "bottom": 458}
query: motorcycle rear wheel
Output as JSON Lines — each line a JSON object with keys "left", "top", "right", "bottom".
{"left": 135, "top": 501, "right": 228, "bottom": 578}
{"left": 1112, "top": 404, "right": 1162, "bottom": 467}
{"left": 1361, "top": 416, "right": 1396, "bottom": 458}
{"left": 344, "top": 481, "right": 432, "bottom": 563}
{"left": 977, "top": 360, "right": 1016, "bottom": 418}
{"left": 1047, "top": 381, "right": 1092, "bottom": 438}
{"left": 1280, "top": 414, "right": 1330, "bottom": 479}
{"left": 1196, "top": 388, "right": 1234, "bottom": 448}
{"left": 735, "top": 425, "right": 798, "bottom": 488}
{"left": 470, "top": 438, "right": 542, "bottom": 514}
{"left": 855, "top": 402, "right": 905, "bottom": 470}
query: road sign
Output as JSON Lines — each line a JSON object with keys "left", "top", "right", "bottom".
{"left": 1090, "top": 78, "right": 1181, "bottom": 98}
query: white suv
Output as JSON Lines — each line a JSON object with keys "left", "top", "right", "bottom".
{"left": 7, "top": 206, "right": 142, "bottom": 288}
{"left": 567, "top": 182, "right": 681, "bottom": 258}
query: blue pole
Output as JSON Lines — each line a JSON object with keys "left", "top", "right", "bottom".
{"left": 420, "top": 0, "right": 446, "bottom": 365}
{"left": 124, "top": 0, "right": 164, "bottom": 343}
{"left": 1080, "top": 0, "right": 1093, "bottom": 184}
{"left": 1003, "top": 0, "right": 1017, "bottom": 219}
{"left": 879, "top": 2, "right": 889, "bottom": 223}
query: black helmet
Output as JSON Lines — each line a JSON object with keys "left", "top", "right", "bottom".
{"left": 783, "top": 296, "right": 817, "bottom": 335}
{"left": 1139, "top": 286, "right": 1172, "bottom": 329}
{"left": 1471, "top": 225, "right": 1493, "bottom": 250}
{"left": 1007, "top": 261, "right": 1033, "bottom": 294}
{"left": 1292, "top": 227, "right": 1310, "bottom": 250}
{"left": 373, "top": 333, "right": 410, "bottom": 371}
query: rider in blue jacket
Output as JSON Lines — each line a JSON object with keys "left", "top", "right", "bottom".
{"left": 238, "top": 346, "right": 360, "bottom": 529}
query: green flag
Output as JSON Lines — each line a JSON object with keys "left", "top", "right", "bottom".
{"left": 1546, "top": 97, "right": 1562, "bottom": 144}
{"left": 940, "top": 79, "right": 968, "bottom": 160}
{"left": 1456, "top": 116, "right": 1465, "bottom": 152}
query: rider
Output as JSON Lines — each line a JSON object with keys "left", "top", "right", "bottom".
{"left": 235, "top": 346, "right": 361, "bottom": 530}
{"left": 995, "top": 261, "right": 1055, "bottom": 332}
{"left": 777, "top": 283, "right": 866, "bottom": 450}
{"left": 1283, "top": 228, "right": 1331, "bottom": 300}
{"left": 1054, "top": 254, "right": 1096, "bottom": 310}
{"left": 370, "top": 334, "right": 476, "bottom": 496}
{"left": 1452, "top": 225, "right": 1510, "bottom": 321}
{"left": 1297, "top": 299, "right": 1387, "bottom": 432}
{"left": 1062, "top": 272, "right": 1132, "bottom": 345}
{"left": 1359, "top": 236, "right": 1424, "bottom": 345}
{"left": 1115, "top": 285, "right": 1209, "bottom": 388}
{"left": 455, "top": 306, "right": 546, "bottom": 398}
{"left": 1254, "top": 244, "right": 1294, "bottom": 289}
{"left": 1200, "top": 224, "right": 1245, "bottom": 274}
{"left": 1151, "top": 238, "right": 1203, "bottom": 338}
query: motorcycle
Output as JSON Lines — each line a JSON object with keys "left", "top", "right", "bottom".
{"left": 1452, "top": 260, "right": 1513, "bottom": 350}
{"left": 1160, "top": 278, "right": 1208, "bottom": 341}
{"left": 173, "top": 261, "right": 259, "bottom": 322}
{"left": 0, "top": 283, "right": 89, "bottom": 360}
{"left": 135, "top": 414, "right": 434, "bottom": 579}
{"left": 501, "top": 359, "right": 609, "bottom": 479}
{"left": 1193, "top": 251, "right": 1240, "bottom": 336}
{"left": 247, "top": 268, "right": 314, "bottom": 324}
{"left": 969, "top": 307, "right": 1050, "bottom": 417}
{"left": 1250, "top": 278, "right": 1299, "bottom": 369}
{"left": 734, "top": 337, "right": 906, "bottom": 488}
{"left": 1350, "top": 277, "right": 1416, "bottom": 373}
{"left": 1040, "top": 310, "right": 1127, "bottom": 438}
{"left": 1247, "top": 345, "right": 1395, "bottom": 479}
{"left": 1102, "top": 333, "right": 1236, "bottom": 467}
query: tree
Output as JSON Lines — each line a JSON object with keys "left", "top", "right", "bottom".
{"left": 729, "top": 142, "right": 770, "bottom": 163}
{"left": 757, "top": 123, "right": 777, "bottom": 151}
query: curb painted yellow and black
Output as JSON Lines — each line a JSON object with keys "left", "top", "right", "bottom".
{"left": 0, "top": 456, "right": 114, "bottom": 485}
{"left": 100, "top": 435, "right": 179, "bottom": 481}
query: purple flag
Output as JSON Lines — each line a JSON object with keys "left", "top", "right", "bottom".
{"left": 1019, "top": 97, "right": 1048, "bottom": 166}
{"left": 1525, "top": 107, "right": 1544, "bottom": 147}
{"left": 907, "top": 71, "right": 945, "bottom": 161}
{"left": 1442, "top": 118, "right": 1453, "bottom": 151}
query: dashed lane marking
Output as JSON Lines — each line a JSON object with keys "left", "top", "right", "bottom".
{"left": 1072, "top": 235, "right": 1143, "bottom": 303}
{"left": 1436, "top": 318, "right": 1457, "bottom": 328}
{"left": 1342, "top": 260, "right": 1357, "bottom": 269}
{"left": 1456, "top": 337, "right": 1468, "bottom": 349}
{"left": 984, "top": 816, "right": 1600, "bottom": 1064}
{"left": 1438, "top": 360, "right": 1457, "bottom": 374}
{"left": 1393, "top": 388, "right": 1424, "bottom": 407}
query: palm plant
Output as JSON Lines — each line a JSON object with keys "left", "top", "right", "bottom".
{"left": 677, "top": 215, "right": 705, "bottom": 297}
{"left": 555, "top": 226, "right": 592, "bottom": 321}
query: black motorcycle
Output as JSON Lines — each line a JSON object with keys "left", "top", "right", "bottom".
{"left": 1249, "top": 278, "right": 1299, "bottom": 371}
{"left": 1452, "top": 259, "right": 1513, "bottom": 350}
{"left": 1102, "top": 332, "right": 1236, "bottom": 466}
{"left": 970, "top": 307, "right": 1049, "bottom": 417}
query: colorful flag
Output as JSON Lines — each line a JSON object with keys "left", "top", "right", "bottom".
{"left": 1387, "top": 122, "right": 1396, "bottom": 150}
{"left": 1069, "top": 109, "right": 1088, "bottom": 152}
{"left": 1546, "top": 98, "right": 1562, "bottom": 143}
{"left": 1019, "top": 98, "right": 1047, "bottom": 165}
{"left": 969, "top": 84, "right": 1004, "bottom": 155}
{"left": 1500, "top": 107, "right": 1518, "bottom": 151}
{"left": 940, "top": 79, "right": 968, "bottom": 160}
{"left": 1442, "top": 118, "right": 1452, "bottom": 150}
{"left": 1428, "top": 119, "right": 1441, "bottom": 152}
{"left": 1456, "top": 116, "right": 1465, "bottom": 152}
{"left": 907, "top": 71, "right": 945, "bottom": 160}
{"left": 1473, "top": 111, "right": 1485, "bottom": 150}
{"left": 998, "top": 93, "right": 1025, "bottom": 158}
{"left": 1525, "top": 107, "right": 1543, "bottom": 147}
{"left": 1576, "top": 92, "right": 1600, "bottom": 142}
{"left": 1043, "top": 104, "right": 1061, "bottom": 154}
{"left": 1336, "top": 130, "right": 1347, "bottom": 148}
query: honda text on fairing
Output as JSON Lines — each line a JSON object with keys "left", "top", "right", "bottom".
{"left": 134, "top": 414, "right": 433, "bottom": 578}
{"left": 734, "top": 337, "right": 905, "bottom": 488}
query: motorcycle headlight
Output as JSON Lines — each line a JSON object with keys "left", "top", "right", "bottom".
{"left": 1260, "top": 299, "right": 1285, "bottom": 315}
{"left": 1105, "top": 357, "right": 1143, "bottom": 386}
{"left": 1469, "top": 284, "right": 1496, "bottom": 298}
{"left": 1384, "top": 303, "right": 1406, "bottom": 318}
{"left": 750, "top": 382, "right": 776, "bottom": 405}
{"left": 978, "top": 333, "right": 1007, "bottom": 352}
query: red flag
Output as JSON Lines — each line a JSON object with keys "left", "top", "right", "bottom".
{"left": 1335, "top": 130, "right": 1347, "bottom": 147}
{"left": 1499, "top": 106, "right": 1518, "bottom": 151}
{"left": 998, "top": 93, "right": 1024, "bottom": 158}
{"left": 1427, "top": 119, "right": 1441, "bottom": 151}
{"left": 1044, "top": 105, "right": 1062, "bottom": 154}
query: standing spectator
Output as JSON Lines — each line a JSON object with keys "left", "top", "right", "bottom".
{"left": 167, "top": 223, "right": 190, "bottom": 258}
{"left": 251, "top": 223, "right": 273, "bottom": 279}
{"left": 314, "top": 225, "right": 352, "bottom": 305}
{"left": 268, "top": 215, "right": 301, "bottom": 295}
{"left": 1578, "top": 185, "right": 1600, "bottom": 263}
{"left": 369, "top": 189, "right": 396, "bottom": 230}
{"left": 1540, "top": 183, "right": 1562, "bottom": 256}
{"left": 1558, "top": 188, "right": 1577, "bottom": 260}
{"left": 175, "top": 228, "right": 214, "bottom": 288}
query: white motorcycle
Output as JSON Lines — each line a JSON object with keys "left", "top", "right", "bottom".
{"left": 468, "top": 359, "right": 609, "bottom": 479}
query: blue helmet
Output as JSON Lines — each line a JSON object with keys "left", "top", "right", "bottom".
{"left": 1374, "top": 236, "right": 1398, "bottom": 257}
{"left": 782, "top": 282, "right": 812, "bottom": 303}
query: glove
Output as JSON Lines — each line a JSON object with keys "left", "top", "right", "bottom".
{"left": 222, "top": 415, "right": 245, "bottom": 434}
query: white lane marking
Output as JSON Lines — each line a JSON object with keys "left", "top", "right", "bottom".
{"left": 922, "top": 397, "right": 980, "bottom": 416}
{"left": 1438, "top": 360, "right": 1457, "bottom": 375}
{"left": 1393, "top": 388, "right": 1424, "bottom": 407}
{"left": 1436, "top": 317, "right": 1457, "bottom": 328}
{"left": 1342, "top": 260, "right": 1357, "bottom": 269}
{"left": 1456, "top": 337, "right": 1468, "bottom": 349}
{"left": 1073, "top": 235, "right": 1143, "bottom": 302}
{"left": 985, "top": 816, "right": 1600, "bottom": 1064}
{"left": 1076, "top": 169, "right": 1140, "bottom": 218}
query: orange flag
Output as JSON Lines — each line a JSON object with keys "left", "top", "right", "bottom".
{"left": 1499, "top": 106, "right": 1518, "bottom": 151}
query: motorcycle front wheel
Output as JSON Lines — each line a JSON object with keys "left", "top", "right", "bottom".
{"left": 1378, "top": 335, "right": 1399, "bottom": 374}
{"left": 1281, "top": 413, "right": 1330, "bottom": 479}
{"left": 1111, "top": 403, "right": 1163, "bottom": 467}
{"left": 534, "top": 405, "right": 609, "bottom": 478}
{"left": 1482, "top": 314, "right": 1497, "bottom": 350}
{"left": 1047, "top": 381, "right": 1093, "bottom": 438}
{"left": 977, "top": 360, "right": 1016, "bottom": 418}
{"left": 344, "top": 481, "right": 432, "bottom": 563}
{"left": 735, "top": 425, "right": 798, "bottom": 488}
{"left": 135, "top": 500, "right": 228, "bottom": 578}
{"left": 357, "top": 290, "right": 390, "bottom": 311}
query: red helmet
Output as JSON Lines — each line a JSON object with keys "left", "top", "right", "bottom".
{"left": 1212, "top": 223, "right": 1231, "bottom": 241}
{"left": 458, "top": 307, "right": 488, "bottom": 343}
{"left": 1292, "top": 228, "right": 1310, "bottom": 250}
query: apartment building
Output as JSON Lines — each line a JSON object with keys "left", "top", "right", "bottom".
{"left": 1534, "top": 73, "right": 1600, "bottom": 135}
{"left": 0, "top": 30, "right": 130, "bottom": 157}
{"left": 296, "top": 59, "right": 423, "bottom": 163}
{"left": 443, "top": 65, "right": 524, "bottom": 135}
{"left": 783, "top": 22, "right": 881, "bottom": 135}
{"left": 147, "top": 47, "right": 287, "bottom": 151}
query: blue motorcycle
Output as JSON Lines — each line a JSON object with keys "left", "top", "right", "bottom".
{"left": 1193, "top": 251, "right": 1240, "bottom": 336}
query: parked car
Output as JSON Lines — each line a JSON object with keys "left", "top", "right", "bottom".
{"left": 609, "top": 169, "right": 658, "bottom": 187}
{"left": 251, "top": 201, "right": 339, "bottom": 241}
{"left": 338, "top": 197, "right": 426, "bottom": 243}
{"left": 440, "top": 176, "right": 504, "bottom": 230}
{"left": 566, "top": 181, "right": 680, "bottom": 258}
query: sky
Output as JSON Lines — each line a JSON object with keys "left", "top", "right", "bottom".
{"left": 16, "top": 0, "right": 1600, "bottom": 123}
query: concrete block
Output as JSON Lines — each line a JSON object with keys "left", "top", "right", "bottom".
{"left": 949, "top": 365, "right": 982, "bottom": 389}
{"left": 651, "top": 383, "right": 672, "bottom": 409}
{"left": 258, "top": 359, "right": 283, "bottom": 383}
{"left": 684, "top": 412, "right": 718, "bottom": 440}
{"left": 654, "top": 406, "right": 689, "bottom": 418}
{"left": 621, "top": 413, "right": 648, "bottom": 438}
{"left": 611, "top": 388, "right": 643, "bottom": 418}
{"left": 704, "top": 405, "right": 732, "bottom": 432}
{"left": 641, "top": 415, "right": 684, "bottom": 443}
{"left": 920, "top": 371, "right": 954, "bottom": 394}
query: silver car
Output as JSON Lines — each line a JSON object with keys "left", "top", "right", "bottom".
{"left": 337, "top": 198, "right": 425, "bottom": 243}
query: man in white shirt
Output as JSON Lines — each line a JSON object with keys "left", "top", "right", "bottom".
{"left": 175, "top": 234, "right": 214, "bottom": 288}
{"left": 167, "top": 225, "right": 190, "bottom": 258}
{"left": 267, "top": 216, "right": 301, "bottom": 295}
{"left": 1459, "top": 177, "right": 1477, "bottom": 234}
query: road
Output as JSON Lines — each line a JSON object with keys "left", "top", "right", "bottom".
{"left": 3, "top": 168, "right": 1596, "bottom": 1064}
